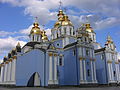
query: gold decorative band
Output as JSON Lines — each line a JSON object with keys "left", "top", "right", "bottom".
{"left": 54, "top": 53, "right": 58, "bottom": 57}
{"left": 48, "top": 52, "right": 53, "bottom": 56}
{"left": 107, "top": 60, "right": 112, "bottom": 63}
{"left": 8, "top": 58, "right": 13, "bottom": 62}
{"left": 115, "top": 61, "right": 119, "bottom": 64}
{"left": 5, "top": 61, "right": 9, "bottom": 64}
{"left": 13, "top": 56, "right": 17, "bottom": 59}
{"left": 79, "top": 57, "right": 83, "bottom": 60}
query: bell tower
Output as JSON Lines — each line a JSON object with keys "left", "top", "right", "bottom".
{"left": 51, "top": 1, "right": 75, "bottom": 48}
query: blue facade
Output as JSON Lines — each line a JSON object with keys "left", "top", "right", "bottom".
{"left": 95, "top": 53, "right": 108, "bottom": 84}
{"left": 16, "top": 49, "right": 49, "bottom": 86}
{"left": 64, "top": 47, "right": 79, "bottom": 85}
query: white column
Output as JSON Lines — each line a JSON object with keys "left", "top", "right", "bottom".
{"left": 4, "top": 63, "right": 8, "bottom": 82}
{"left": 110, "top": 64, "right": 114, "bottom": 81}
{"left": 90, "top": 60, "right": 94, "bottom": 83}
{"left": 0, "top": 66, "right": 4, "bottom": 82}
{"left": 83, "top": 60, "right": 87, "bottom": 82}
{"left": 80, "top": 59, "right": 84, "bottom": 83}
{"left": 7, "top": 61, "right": 12, "bottom": 82}
{"left": 48, "top": 52, "right": 54, "bottom": 84}
{"left": 83, "top": 48, "right": 85, "bottom": 57}
{"left": 11, "top": 59, "right": 16, "bottom": 82}
{"left": 93, "top": 61, "right": 97, "bottom": 83}
{"left": 6, "top": 62, "right": 10, "bottom": 82}
{"left": 54, "top": 54, "right": 58, "bottom": 84}
{"left": 108, "top": 63, "right": 112, "bottom": 82}
{"left": 115, "top": 64, "right": 119, "bottom": 81}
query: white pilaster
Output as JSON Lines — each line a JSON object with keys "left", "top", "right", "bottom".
{"left": 83, "top": 60, "right": 87, "bottom": 82}
{"left": 115, "top": 64, "right": 119, "bottom": 81}
{"left": 4, "top": 63, "right": 8, "bottom": 82}
{"left": 110, "top": 64, "right": 114, "bottom": 81}
{"left": 93, "top": 61, "right": 97, "bottom": 83}
{"left": 108, "top": 63, "right": 112, "bottom": 82}
{"left": 90, "top": 60, "right": 94, "bottom": 83}
{"left": 54, "top": 54, "right": 58, "bottom": 84}
{"left": 79, "top": 59, "right": 84, "bottom": 84}
{"left": 0, "top": 66, "right": 4, "bottom": 82}
{"left": 11, "top": 59, "right": 16, "bottom": 82}
{"left": 7, "top": 61, "right": 12, "bottom": 82}
{"left": 48, "top": 52, "right": 54, "bottom": 84}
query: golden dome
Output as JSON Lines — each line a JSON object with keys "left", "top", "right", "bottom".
{"left": 62, "top": 15, "right": 73, "bottom": 26}
{"left": 30, "top": 22, "right": 42, "bottom": 35}
{"left": 54, "top": 9, "right": 64, "bottom": 28}
{"left": 85, "top": 23, "right": 94, "bottom": 33}
{"left": 42, "top": 30, "right": 48, "bottom": 40}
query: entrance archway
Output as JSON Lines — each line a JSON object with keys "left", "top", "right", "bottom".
{"left": 27, "top": 72, "right": 40, "bottom": 87}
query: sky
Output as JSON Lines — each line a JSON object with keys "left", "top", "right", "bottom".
{"left": 0, "top": 0, "right": 120, "bottom": 62}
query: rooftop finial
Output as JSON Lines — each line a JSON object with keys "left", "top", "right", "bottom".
{"left": 86, "top": 15, "right": 89, "bottom": 24}
{"left": 59, "top": 0, "right": 63, "bottom": 10}
{"left": 35, "top": 17, "right": 39, "bottom": 23}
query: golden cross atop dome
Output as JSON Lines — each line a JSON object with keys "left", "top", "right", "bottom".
{"left": 86, "top": 15, "right": 90, "bottom": 24}
{"left": 35, "top": 17, "right": 39, "bottom": 23}
{"left": 59, "top": 0, "right": 63, "bottom": 9}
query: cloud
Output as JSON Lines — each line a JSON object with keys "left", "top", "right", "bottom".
{"left": 20, "top": 24, "right": 51, "bottom": 37}
{"left": 0, "top": 30, "right": 17, "bottom": 37}
{"left": 95, "top": 17, "right": 120, "bottom": 30}
{"left": 20, "top": 25, "right": 33, "bottom": 35}
{"left": 0, "top": 0, "right": 120, "bottom": 30}
{"left": 0, "top": 36, "right": 26, "bottom": 64}
{"left": 0, "top": 36, "right": 26, "bottom": 55}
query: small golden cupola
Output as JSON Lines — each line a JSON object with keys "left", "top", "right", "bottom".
{"left": 42, "top": 30, "right": 48, "bottom": 41}
{"left": 85, "top": 23, "right": 94, "bottom": 33}
{"left": 54, "top": 9, "right": 64, "bottom": 28}
{"left": 30, "top": 22, "right": 42, "bottom": 35}
{"left": 62, "top": 15, "right": 73, "bottom": 26}
{"left": 29, "top": 18, "right": 43, "bottom": 42}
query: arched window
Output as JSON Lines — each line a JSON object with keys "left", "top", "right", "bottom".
{"left": 64, "top": 27, "right": 66, "bottom": 34}
{"left": 57, "top": 33, "right": 59, "bottom": 38}
{"left": 59, "top": 29, "right": 61, "bottom": 35}
{"left": 113, "top": 71, "right": 116, "bottom": 77}
{"left": 33, "top": 36, "right": 34, "bottom": 41}
{"left": 86, "top": 49, "right": 89, "bottom": 56}
{"left": 73, "top": 31, "right": 75, "bottom": 35}
{"left": 101, "top": 54, "right": 104, "bottom": 60}
{"left": 93, "top": 34, "right": 95, "bottom": 40}
{"left": 37, "top": 36, "right": 39, "bottom": 41}
{"left": 59, "top": 56, "right": 62, "bottom": 66}
{"left": 73, "top": 49, "right": 76, "bottom": 56}
{"left": 70, "top": 28, "right": 72, "bottom": 35}
{"left": 87, "top": 69, "right": 90, "bottom": 76}
{"left": 85, "top": 37, "right": 87, "bottom": 42}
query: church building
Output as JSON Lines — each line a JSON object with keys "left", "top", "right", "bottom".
{"left": 0, "top": 6, "right": 120, "bottom": 87}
